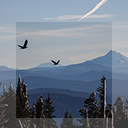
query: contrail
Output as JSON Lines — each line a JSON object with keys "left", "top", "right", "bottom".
{"left": 78, "top": 0, "right": 108, "bottom": 21}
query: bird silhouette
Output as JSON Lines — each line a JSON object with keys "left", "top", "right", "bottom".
{"left": 18, "top": 39, "right": 28, "bottom": 49}
{"left": 51, "top": 60, "right": 60, "bottom": 65}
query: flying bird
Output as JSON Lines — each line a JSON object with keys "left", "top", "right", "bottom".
{"left": 18, "top": 39, "right": 28, "bottom": 49}
{"left": 51, "top": 60, "right": 60, "bottom": 65}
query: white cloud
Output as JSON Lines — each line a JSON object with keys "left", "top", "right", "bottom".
{"left": 43, "top": 14, "right": 116, "bottom": 21}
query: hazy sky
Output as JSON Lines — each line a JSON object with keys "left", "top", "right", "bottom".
{"left": 0, "top": 0, "right": 128, "bottom": 68}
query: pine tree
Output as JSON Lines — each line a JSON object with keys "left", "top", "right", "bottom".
{"left": 31, "top": 103, "right": 36, "bottom": 128}
{"left": 113, "top": 97, "right": 127, "bottom": 128}
{"left": 124, "top": 99, "right": 128, "bottom": 127}
{"left": 106, "top": 104, "right": 114, "bottom": 128}
{"left": 78, "top": 107, "right": 91, "bottom": 128}
{"left": 84, "top": 92, "right": 99, "bottom": 118}
{"left": 16, "top": 76, "right": 30, "bottom": 128}
{"left": 3, "top": 84, "right": 19, "bottom": 128}
{"left": 44, "top": 94, "right": 57, "bottom": 128}
{"left": 60, "top": 110, "right": 74, "bottom": 128}
{"left": 0, "top": 83, "right": 8, "bottom": 128}
{"left": 96, "top": 76, "right": 106, "bottom": 118}
{"left": 35, "top": 94, "right": 45, "bottom": 128}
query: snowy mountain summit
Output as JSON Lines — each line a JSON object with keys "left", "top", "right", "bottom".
{"left": 91, "top": 50, "right": 128, "bottom": 68}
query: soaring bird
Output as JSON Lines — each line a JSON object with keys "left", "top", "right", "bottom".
{"left": 18, "top": 39, "right": 28, "bottom": 49}
{"left": 51, "top": 60, "right": 60, "bottom": 65}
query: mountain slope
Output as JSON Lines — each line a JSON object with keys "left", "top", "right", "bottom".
{"left": 2, "top": 50, "right": 128, "bottom": 83}
{"left": 27, "top": 61, "right": 112, "bottom": 81}
{"left": 0, "top": 65, "right": 14, "bottom": 71}
{"left": 18, "top": 75, "right": 112, "bottom": 96}
{"left": 0, "top": 69, "right": 39, "bottom": 81}
{"left": 37, "top": 62, "right": 62, "bottom": 68}
{"left": 28, "top": 88, "right": 90, "bottom": 98}
{"left": 76, "top": 70, "right": 128, "bottom": 81}
{"left": 91, "top": 50, "right": 128, "bottom": 68}
{"left": 23, "top": 75, "right": 101, "bottom": 93}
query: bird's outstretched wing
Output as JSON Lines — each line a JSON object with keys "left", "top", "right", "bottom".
{"left": 51, "top": 60, "right": 60, "bottom": 65}
{"left": 24, "top": 40, "right": 28, "bottom": 47}
{"left": 51, "top": 60, "right": 56, "bottom": 65}
{"left": 18, "top": 45, "right": 22, "bottom": 48}
{"left": 57, "top": 60, "right": 60, "bottom": 64}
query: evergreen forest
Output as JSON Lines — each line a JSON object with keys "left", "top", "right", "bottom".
{"left": 0, "top": 76, "right": 128, "bottom": 128}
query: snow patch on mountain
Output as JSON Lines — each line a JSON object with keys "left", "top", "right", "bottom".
{"left": 91, "top": 50, "right": 128, "bottom": 68}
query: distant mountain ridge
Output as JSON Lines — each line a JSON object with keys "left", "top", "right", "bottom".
{"left": 1, "top": 50, "right": 128, "bottom": 109}
{"left": 0, "top": 65, "right": 13, "bottom": 71}
{"left": 34, "top": 50, "right": 128, "bottom": 68}
{"left": 1, "top": 50, "right": 128, "bottom": 71}
{"left": 37, "top": 62, "right": 62, "bottom": 68}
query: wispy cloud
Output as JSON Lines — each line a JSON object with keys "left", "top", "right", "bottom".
{"left": 78, "top": 0, "right": 108, "bottom": 21}
{"left": 0, "top": 27, "right": 15, "bottom": 33}
{"left": 44, "top": 14, "right": 115, "bottom": 21}
{"left": 0, "top": 24, "right": 110, "bottom": 43}
{"left": 0, "top": 23, "right": 128, "bottom": 39}
{"left": 44, "top": 15, "right": 82, "bottom": 20}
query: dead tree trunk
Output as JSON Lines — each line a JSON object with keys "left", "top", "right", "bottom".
{"left": 103, "top": 77, "right": 106, "bottom": 128}
{"left": 111, "top": 108, "right": 114, "bottom": 128}
{"left": 86, "top": 107, "right": 90, "bottom": 128}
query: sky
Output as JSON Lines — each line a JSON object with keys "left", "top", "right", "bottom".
{"left": 0, "top": 0, "right": 128, "bottom": 69}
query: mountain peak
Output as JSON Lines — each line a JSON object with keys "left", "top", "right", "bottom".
{"left": 105, "top": 50, "right": 118, "bottom": 56}
{"left": 108, "top": 49, "right": 116, "bottom": 54}
{"left": 91, "top": 50, "right": 128, "bottom": 68}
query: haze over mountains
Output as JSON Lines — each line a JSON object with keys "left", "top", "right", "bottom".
{"left": 1, "top": 50, "right": 128, "bottom": 117}
{"left": 0, "top": 50, "right": 128, "bottom": 89}
{"left": 0, "top": 50, "right": 128, "bottom": 105}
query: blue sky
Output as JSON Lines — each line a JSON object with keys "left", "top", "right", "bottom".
{"left": 0, "top": 0, "right": 128, "bottom": 68}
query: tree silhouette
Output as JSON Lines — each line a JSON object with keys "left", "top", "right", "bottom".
{"left": 16, "top": 76, "right": 34, "bottom": 128}
{"left": 3, "top": 84, "right": 20, "bottom": 128}
{"left": 60, "top": 110, "right": 74, "bottom": 128}
{"left": 0, "top": 83, "right": 8, "bottom": 128}
{"left": 96, "top": 76, "right": 106, "bottom": 118}
{"left": 30, "top": 102, "right": 37, "bottom": 127}
{"left": 33, "top": 94, "right": 46, "bottom": 127}
{"left": 113, "top": 97, "right": 128, "bottom": 127}
{"left": 44, "top": 94, "right": 57, "bottom": 128}
{"left": 84, "top": 92, "right": 99, "bottom": 118}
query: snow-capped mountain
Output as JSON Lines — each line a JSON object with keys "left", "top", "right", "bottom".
{"left": 91, "top": 50, "right": 128, "bottom": 68}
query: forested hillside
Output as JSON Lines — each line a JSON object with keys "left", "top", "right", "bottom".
{"left": 0, "top": 76, "right": 128, "bottom": 127}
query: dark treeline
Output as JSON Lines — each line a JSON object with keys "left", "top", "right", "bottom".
{"left": 0, "top": 76, "right": 128, "bottom": 128}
